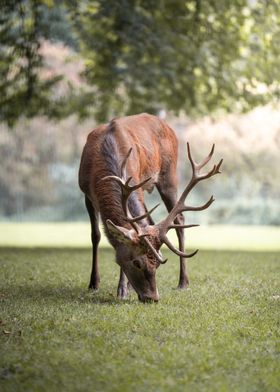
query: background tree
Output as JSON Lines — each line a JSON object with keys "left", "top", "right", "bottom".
{"left": 70, "top": 0, "right": 280, "bottom": 121}
{"left": 0, "top": 0, "right": 76, "bottom": 126}
{"left": 1, "top": 0, "right": 279, "bottom": 125}
{"left": 0, "top": 0, "right": 280, "bottom": 223}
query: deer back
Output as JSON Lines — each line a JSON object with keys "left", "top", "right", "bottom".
{"left": 79, "top": 113, "right": 178, "bottom": 232}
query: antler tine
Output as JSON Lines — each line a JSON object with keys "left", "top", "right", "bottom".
{"left": 162, "top": 234, "right": 199, "bottom": 258}
{"left": 197, "top": 158, "right": 223, "bottom": 181}
{"left": 155, "top": 142, "right": 222, "bottom": 260}
{"left": 160, "top": 194, "right": 214, "bottom": 219}
{"left": 102, "top": 173, "right": 152, "bottom": 195}
{"left": 216, "top": 158, "right": 223, "bottom": 173}
{"left": 140, "top": 236, "right": 168, "bottom": 264}
{"left": 159, "top": 144, "right": 222, "bottom": 229}
{"left": 125, "top": 203, "right": 160, "bottom": 223}
{"left": 197, "top": 144, "right": 215, "bottom": 170}
{"left": 188, "top": 142, "right": 223, "bottom": 178}
{"left": 185, "top": 195, "right": 215, "bottom": 212}
{"left": 188, "top": 143, "right": 222, "bottom": 180}
{"left": 187, "top": 142, "right": 196, "bottom": 172}
{"left": 101, "top": 175, "right": 125, "bottom": 186}
{"left": 102, "top": 148, "right": 158, "bottom": 227}
{"left": 168, "top": 224, "right": 200, "bottom": 230}
{"left": 128, "top": 176, "right": 152, "bottom": 192}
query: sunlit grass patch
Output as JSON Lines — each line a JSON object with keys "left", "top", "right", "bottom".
{"left": 0, "top": 248, "right": 279, "bottom": 391}
{"left": 0, "top": 223, "right": 280, "bottom": 251}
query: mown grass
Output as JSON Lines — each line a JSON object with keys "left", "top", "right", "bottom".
{"left": 0, "top": 248, "right": 279, "bottom": 392}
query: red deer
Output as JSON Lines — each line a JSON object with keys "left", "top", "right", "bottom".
{"left": 79, "top": 113, "right": 222, "bottom": 302}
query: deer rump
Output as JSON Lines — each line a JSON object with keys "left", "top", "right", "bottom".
{"left": 79, "top": 113, "right": 222, "bottom": 302}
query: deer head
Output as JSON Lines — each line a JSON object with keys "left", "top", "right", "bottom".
{"left": 103, "top": 144, "right": 223, "bottom": 302}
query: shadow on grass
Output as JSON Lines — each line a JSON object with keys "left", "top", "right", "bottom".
{"left": 1, "top": 283, "right": 137, "bottom": 306}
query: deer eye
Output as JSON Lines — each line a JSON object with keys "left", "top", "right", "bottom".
{"left": 133, "top": 259, "right": 142, "bottom": 270}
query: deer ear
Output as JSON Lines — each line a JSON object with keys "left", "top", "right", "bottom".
{"left": 106, "top": 219, "right": 138, "bottom": 245}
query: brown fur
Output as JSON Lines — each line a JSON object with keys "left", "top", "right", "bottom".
{"left": 79, "top": 113, "right": 184, "bottom": 302}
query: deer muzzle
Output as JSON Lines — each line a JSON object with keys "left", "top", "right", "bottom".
{"left": 138, "top": 288, "right": 159, "bottom": 303}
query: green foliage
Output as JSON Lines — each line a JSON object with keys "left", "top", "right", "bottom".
{"left": 71, "top": 0, "right": 280, "bottom": 121}
{"left": 0, "top": 0, "right": 75, "bottom": 126}
{"left": 1, "top": 248, "right": 279, "bottom": 391}
{"left": 1, "top": 0, "right": 280, "bottom": 125}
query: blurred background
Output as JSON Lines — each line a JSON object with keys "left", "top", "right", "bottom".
{"left": 1, "top": 0, "right": 279, "bottom": 248}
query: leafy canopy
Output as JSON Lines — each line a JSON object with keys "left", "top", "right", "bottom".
{"left": 1, "top": 0, "right": 279, "bottom": 125}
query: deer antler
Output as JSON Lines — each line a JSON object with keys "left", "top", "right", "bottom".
{"left": 102, "top": 148, "right": 166, "bottom": 264}
{"left": 103, "top": 144, "right": 222, "bottom": 264}
{"left": 156, "top": 143, "right": 223, "bottom": 257}
{"left": 102, "top": 148, "right": 159, "bottom": 224}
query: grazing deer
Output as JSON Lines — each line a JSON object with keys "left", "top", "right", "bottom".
{"left": 79, "top": 113, "right": 222, "bottom": 302}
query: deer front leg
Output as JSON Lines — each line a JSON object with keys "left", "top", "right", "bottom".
{"left": 156, "top": 185, "right": 189, "bottom": 288}
{"left": 117, "top": 268, "right": 129, "bottom": 299}
{"left": 85, "top": 196, "right": 101, "bottom": 290}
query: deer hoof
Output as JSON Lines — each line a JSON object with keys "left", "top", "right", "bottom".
{"left": 177, "top": 282, "right": 189, "bottom": 290}
{"left": 88, "top": 282, "right": 99, "bottom": 291}
{"left": 117, "top": 285, "right": 128, "bottom": 299}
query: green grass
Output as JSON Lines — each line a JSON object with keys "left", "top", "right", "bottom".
{"left": 1, "top": 223, "right": 280, "bottom": 251}
{"left": 1, "top": 248, "right": 279, "bottom": 391}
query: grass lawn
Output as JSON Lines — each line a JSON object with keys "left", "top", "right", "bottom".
{"left": 0, "top": 248, "right": 279, "bottom": 391}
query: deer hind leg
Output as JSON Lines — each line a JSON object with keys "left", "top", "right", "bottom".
{"left": 85, "top": 196, "right": 101, "bottom": 290}
{"left": 156, "top": 183, "right": 189, "bottom": 289}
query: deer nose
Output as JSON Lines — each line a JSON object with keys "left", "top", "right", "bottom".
{"left": 138, "top": 290, "right": 159, "bottom": 303}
